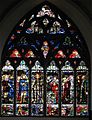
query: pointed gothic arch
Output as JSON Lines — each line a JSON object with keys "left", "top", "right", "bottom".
{"left": 0, "top": 1, "right": 90, "bottom": 117}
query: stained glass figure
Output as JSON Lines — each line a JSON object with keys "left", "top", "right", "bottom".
{"left": 49, "top": 21, "right": 65, "bottom": 34}
{"left": 61, "top": 61, "right": 74, "bottom": 116}
{"left": 16, "top": 60, "right": 29, "bottom": 116}
{"left": 1, "top": 104, "right": 14, "bottom": 116}
{"left": 76, "top": 74, "right": 88, "bottom": 104}
{"left": 76, "top": 61, "right": 88, "bottom": 116}
{"left": 10, "top": 49, "right": 21, "bottom": 58}
{"left": 47, "top": 104, "right": 59, "bottom": 116}
{"left": 31, "top": 61, "right": 44, "bottom": 116}
{"left": 41, "top": 41, "right": 49, "bottom": 58}
{"left": 32, "top": 21, "right": 39, "bottom": 33}
{"left": 31, "top": 104, "right": 43, "bottom": 116}
{"left": 69, "top": 50, "right": 80, "bottom": 58}
{"left": 16, "top": 104, "right": 29, "bottom": 116}
{"left": 53, "top": 21, "right": 61, "bottom": 33}
{"left": 55, "top": 50, "right": 66, "bottom": 58}
{"left": 46, "top": 61, "right": 59, "bottom": 116}
{"left": 76, "top": 105, "right": 88, "bottom": 116}
{"left": 61, "top": 104, "right": 74, "bottom": 116}
{"left": 1, "top": 60, "right": 14, "bottom": 116}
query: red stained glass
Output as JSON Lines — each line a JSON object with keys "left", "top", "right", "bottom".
{"left": 10, "top": 49, "right": 21, "bottom": 58}
{"left": 25, "top": 50, "right": 35, "bottom": 58}
{"left": 55, "top": 50, "right": 66, "bottom": 58}
{"left": 69, "top": 50, "right": 80, "bottom": 58}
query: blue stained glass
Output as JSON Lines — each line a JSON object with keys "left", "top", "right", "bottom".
{"left": 31, "top": 44, "right": 38, "bottom": 51}
{"left": 54, "top": 42, "right": 60, "bottom": 50}
{"left": 7, "top": 40, "right": 12, "bottom": 45}
{"left": 36, "top": 40, "right": 40, "bottom": 45}
{"left": 31, "top": 104, "right": 43, "bottom": 116}
{"left": 57, "top": 28, "right": 65, "bottom": 34}
{"left": 50, "top": 40, "right": 54, "bottom": 45}
{"left": 8, "top": 44, "right": 14, "bottom": 50}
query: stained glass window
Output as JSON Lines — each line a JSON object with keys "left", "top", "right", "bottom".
{"left": 1, "top": 1, "right": 90, "bottom": 117}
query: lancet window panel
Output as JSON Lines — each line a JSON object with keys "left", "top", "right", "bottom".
{"left": 76, "top": 61, "right": 89, "bottom": 116}
{"left": 1, "top": 60, "right": 14, "bottom": 116}
{"left": 16, "top": 60, "right": 29, "bottom": 116}
{"left": 31, "top": 61, "right": 44, "bottom": 116}
{"left": 61, "top": 61, "right": 74, "bottom": 116}
{"left": 46, "top": 61, "right": 59, "bottom": 116}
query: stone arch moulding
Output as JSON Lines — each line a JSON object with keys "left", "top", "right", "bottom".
{"left": 1, "top": 2, "right": 90, "bottom": 116}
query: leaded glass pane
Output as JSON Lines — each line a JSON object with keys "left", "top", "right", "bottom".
{"left": 46, "top": 61, "right": 59, "bottom": 116}
{"left": 61, "top": 61, "right": 74, "bottom": 116}
{"left": 16, "top": 60, "right": 29, "bottom": 116}
{"left": 1, "top": 60, "right": 14, "bottom": 116}
{"left": 76, "top": 61, "right": 89, "bottom": 116}
{"left": 31, "top": 61, "right": 44, "bottom": 116}
{"left": 69, "top": 50, "right": 80, "bottom": 58}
